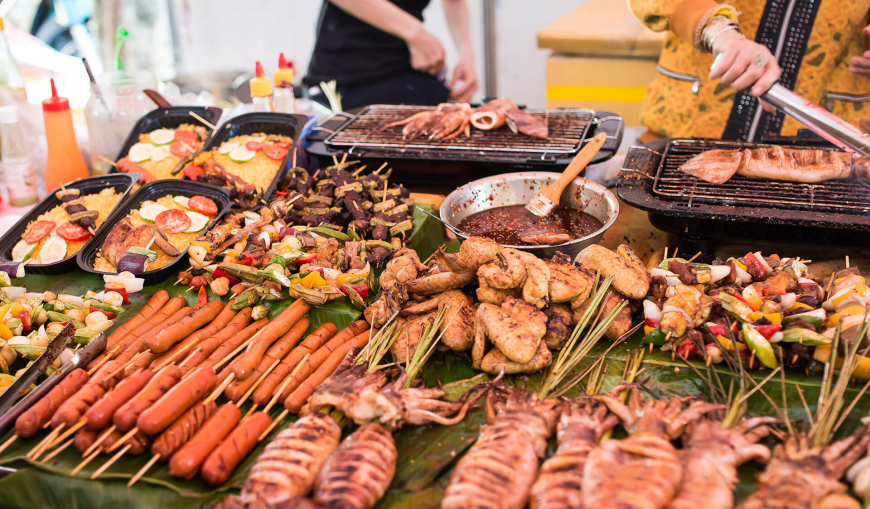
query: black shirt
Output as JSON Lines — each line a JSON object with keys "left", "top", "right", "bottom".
{"left": 304, "top": 0, "right": 430, "bottom": 87}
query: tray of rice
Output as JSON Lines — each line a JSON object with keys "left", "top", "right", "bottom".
{"left": 180, "top": 112, "right": 307, "bottom": 208}
{"left": 0, "top": 173, "right": 140, "bottom": 275}
{"left": 77, "top": 180, "right": 231, "bottom": 285}
{"left": 113, "top": 106, "right": 221, "bottom": 183}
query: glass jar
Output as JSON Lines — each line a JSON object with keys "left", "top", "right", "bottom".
{"left": 85, "top": 70, "right": 156, "bottom": 175}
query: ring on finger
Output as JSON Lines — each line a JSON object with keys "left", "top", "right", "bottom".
{"left": 752, "top": 54, "right": 766, "bottom": 67}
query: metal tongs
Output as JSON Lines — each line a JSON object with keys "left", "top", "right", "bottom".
{"left": 762, "top": 84, "right": 870, "bottom": 156}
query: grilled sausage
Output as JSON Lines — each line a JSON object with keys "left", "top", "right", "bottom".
{"left": 127, "top": 430, "right": 151, "bottom": 456}
{"left": 201, "top": 411, "right": 272, "bottom": 485}
{"left": 51, "top": 382, "right": 108, "bottom": 429}
{"left": 16, "top": 369, "right": 88, "bottom": 437}
{"left": 231, "top": 300, "right": 311, "bottom": 380}
{"left": 117, "top": 157, "right": 157, "bottom": 184}
{"left": 113, "top": 365, "right": 182, "bottom": 432}
{"left": 145, "top": 300, "right": 225, "bottom": 354}
{"left": 151, "top": 401, "right": 217, "bottom": 460}
{"left": 169, "top": 403, "right": 241, "bottom": 480}
{"left": 83, "top": 368, "right": 155, "bottom": 431}
{"left": 74, "top": 428, "right": 98, "bottom": 454}
{"left": 137, "top": 366, "right": 216, "bottom": 436}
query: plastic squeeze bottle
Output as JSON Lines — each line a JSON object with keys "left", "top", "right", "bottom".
{"left": 43, "top": 79, "right": 89, "bottom": 191}
{"left": 0, "top": 105, "right": 37, "bottom": 205}
{"left": 273, "top": 53, "right": 296, "bottom": 114}
{"left": 249, "top": 61, "right": 272, "bottom": 113}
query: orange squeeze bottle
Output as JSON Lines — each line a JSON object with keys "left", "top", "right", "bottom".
{"left": 43, "top": 79, "right": 89, "bottom": 191}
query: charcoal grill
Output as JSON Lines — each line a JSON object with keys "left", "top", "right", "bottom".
{"left": 305, "top": 105, "right": 623, "bottom": 194}
{"left": 618, "top": 138, "right": 870, "bottom": 251}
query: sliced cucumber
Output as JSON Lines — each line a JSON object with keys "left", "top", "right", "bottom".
{"left": 139, "top": 203, "right": 169, "bottom": 223}
{"left": 149, "top": 129, "right": 176, "bottom": 146}
{"left": 218, "top": 141, "right": 239, "bottom": 155}
{"left": 185, "top": 211, "right": 210, "bottom": 233}
{"left": 38, "top": 236, "right": 67, "bottom": 264}
{"left": 229, "top": 146, "right": 256, "bottom": 163}
{"left": 11, "top": 240, "right": 37, "bottom": 263}
{"left": 151, "top": 146, "right": 172, "bottom": 163}
{"left": 128, "top": 143, "right": 154, "bottom": 163}
{"left": 243, "top": 211, "right": 262, "bottom": 222}
{"left": 174, "top": 196, "right": 191, "bottom": 209}
{"left": 246, "top": 135, "right": 267, "bottom": 143}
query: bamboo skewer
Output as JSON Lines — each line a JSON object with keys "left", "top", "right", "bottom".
{"left": 128, "top": 454, "right": 161, "bottom": 487}
{"left": 258, "top": 409, "right": 288, "bottom": 442}
{"left": 340, "top": 153, "right": 348, "bottom": 165}
{"left": 188, "top": 111, "right": 216, "bottom": 131}
{"left": 204, "top": 374, "right": 236, "bottom": 405}
{"left": 91, "top": 443, "right": 131, "bottom": 479}
{"left": 47, "top": 419, "right": 87, "bottom": 450}
{"left": 237, "top": 359, "right": 281, "bottom": 408}
{"left": 97, "top": 155, "right": 117, "bottom": 168}
{"left": 243, "top": 404, "right": 259, "bottom": 420}
{"left": 687, "top": 251, "right": 702, "bottom": 263}
{"left": 40, "top": 438, "right": 74, "bottom": 464}
{"left": 88, "top": 346, "right": 120, "bottom": 375}
{"left": 103, "top": 350, "right": 149, "bottom": 383}
{"left": 107, "top": 427, "right": 139, "bottom": 453}
{"left": 156, "top": 341, "right": 201, "bottom": 372}
{"left": 83, "top": 426, "right": 116, "bottom": 458}
{"left": 0, "top": 434, "right": 18, "bottom": 455}
{"left": 212, "top": 329, "right": 265, "bottom": 372}
{"left": 27, "top": 424, "right": 63, "bottom": 460}
{"left": 257, "top": 354, "right": 310, "bottom": 442}
{"left": 70, "top": 448, "right": 101, "bottom": 476}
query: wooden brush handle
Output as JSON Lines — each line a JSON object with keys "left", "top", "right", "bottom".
{"left": 540, "top": 132, "right": 608, "bottom": 203}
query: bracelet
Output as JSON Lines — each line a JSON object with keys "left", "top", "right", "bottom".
{"left": 699, "top": 16, "right": 743, "bottom": 54}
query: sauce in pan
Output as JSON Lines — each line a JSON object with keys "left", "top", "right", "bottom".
{"left": 457, "top": 205, "right": 603, "bottom": 246}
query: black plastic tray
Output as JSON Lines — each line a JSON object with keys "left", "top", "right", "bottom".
{"left": 0, "top": 173, "right": 139, "bottom": 275}
{"left": 203, "top": 112, "right": 308, "bottom": 201}
{"left": 76, "top": 180, "right": 231, "bottom": 285}
{"left": 113, "top": 106, "right": 222, "bottom": 163}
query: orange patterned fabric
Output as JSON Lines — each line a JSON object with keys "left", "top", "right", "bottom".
{"left": 630, "top": 0, "right": 870, "bottom": 138}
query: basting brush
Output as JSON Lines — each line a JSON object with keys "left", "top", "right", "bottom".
{"left": 525, "top": 132, "right": 607, "bottom": 217}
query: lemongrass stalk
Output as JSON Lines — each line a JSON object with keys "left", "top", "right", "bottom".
{"left": 403, "top": 307, "right": 448, "bottom": 389}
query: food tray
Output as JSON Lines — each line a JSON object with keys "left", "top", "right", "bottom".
{"left": 76, "top": 180, "right": 231, "bottom": 285}
{"left": 114, "top": 106, "right": 222, "bottom": 163}
{"left": 0, "top": 173, "right": 140, "bottom": 275}
{"left": 202, "top": 112, "right": 309, "bottom": 201}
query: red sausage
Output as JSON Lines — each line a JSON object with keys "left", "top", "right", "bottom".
{"left": 200, "top": 411, "right": 272, "bottom": 485}
{"left": 150, "top": 401, "right": 217, "bottom": 460}
{"left": 114, "top": 365, "right": 182, "bottom": 432}
{"left": 169, "top": 403, "right": 241, "bottom": 480}
{"left": 83, "top": 368, "right": 155, "bottom": 431}
{"left": 137, "top": 366, "right": 216, "bottom": 436}
{"left": 51, "top": 383, "right": 107, "bottom": 429}
{"left": 16, "top": 369, "right": 88, "bottom": 437}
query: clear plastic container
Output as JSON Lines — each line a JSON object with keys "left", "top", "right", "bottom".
{"left": 85, "top": 70, "right": 156, "bottom": 174}
{"left": 0, "top": 105, "right": 37, "bottom": 206}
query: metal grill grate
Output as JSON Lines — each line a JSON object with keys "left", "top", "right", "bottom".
{"left": 651, "top": 139, "right": 870, "bottom": 213}
{"left": 323, "top": 104, "right": 595, "bottom": 156}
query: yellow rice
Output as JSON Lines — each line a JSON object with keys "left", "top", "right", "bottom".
{"left": 21, "top": 188, "right": 122, "bottom": 261}
{"left": 211, "top": 133, "right": 293, "bottom": 192}
{"left": 94, "top": 195, "right": 200, "bottom": 272}
{"left": 128, "top": 124, "right": 204, "bottom": 181}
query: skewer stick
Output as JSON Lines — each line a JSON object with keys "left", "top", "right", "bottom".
{"left": 48, "top": 419, "right": 87, "bottom": 449}
{"left": 672, "top": 247, "right": 679, "bottom": 259}
{"left": 102, "top": 350, "right": 149, "bottom": 383}
{"left": 177, "top": 346, "right": 203, "bottom": 371}
{"left": 204, "top": 374, "right": 236, "bottom": 405}
{"left": 157, "top": 342, "right": 200, "bottom": 372}
{"left": 212, "top": 329, "right": 265, "bottom": 372}
{"left": 258, "top": 409, "right": 289, "bottom": 442}
{"left": 128, "top": 454, "right": 160, "bottom": 487}
{"left": 846, "top": 255, "right": 850, "bottom": 269}
{"left": 0, "top": 434, "right": 18, "bottom": 455}
{"left": 107, "top": 427, "right": 138, "bottom": 453}
{"left": 40, "top": 438, "right": 74, "bottom": 464}
{"left": 382, "top": 179, "right": 389, "bottom": 202}
{"left": 351, "top": 165, "right": 368, "bottom": 177}
{"left": 88, "top": 346, "right": 120, "bottom": 375}
{"left": 292, "top": 148, "right": 297, "bottom": 168}
{"left": 91, "top": 443, "right": 131, "bottom": 479}
{"left": 663, "top": 247, "right": 668, "bottom": 261}
{"left": 26, "top": 424, "right": 63, "bottom": 460}
{"left": 332, "top": 155, "right": 339, "bottom": 166}
{"left": 180, "top": 141, "right": 197, "bottom": 154}
{"left": 374, "top": 162, "right": 388, "bottom": 175}
{"left": 189, "top": 111, "right": 216, "bottom": 131}
{"left": 265, "top": 353, "right": 309, "bottom": 413}
{"left": 97, "top": 155, "right": 117, "bottom": 168}
{"left": 340, "top": 153, "right": 347, "bottom": 164}
{"left": 82, "top": 426, "right": 116, "bottom": 458}
{"left": 237, "top": 359, "right": 281, "bottom": 407}
{"left": 687, "top": 251, "right": 702, "bottom": 263}
{"left": 70, "top": 448, "right": 101, "bottom": 476}
{"left": 243, "top": 404, "right": 259, "bottom": 420}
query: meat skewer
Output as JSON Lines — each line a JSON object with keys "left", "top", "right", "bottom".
{"left": 680, "top": 146, "right": 861, "bottom": 184}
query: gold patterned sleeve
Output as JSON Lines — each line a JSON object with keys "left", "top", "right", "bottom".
{"left": 628, "top": 0, "right": 739, "bottom": 48}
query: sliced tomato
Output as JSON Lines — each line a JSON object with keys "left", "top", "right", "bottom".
{"left": 174, "top": 130, "right": 199, "bottom": 145}
{"left": 263, "top": 145, "right": 288, "bottom": 161}
{"left": 245, "top": 141, "right": 264, "bottom": 151}
{"left": 155, "top": 209, "right": 191, "bottom": 233}
{"left": 23, "top": 221, "right": 56, "bottom": 244}
{"left": 275, "top": 141, "right": 290, "bottom": 149}
{"left": 182, "top": 165, "right": 204, "bottom": 180}
{"left": 188, "top": 195, "right": 218, "bottom": 216}
{"left": 170, "top": 141, "right": 195, "bottom": 158}
{"left": 56, "top": 222, "right": 91, "bottom": 241}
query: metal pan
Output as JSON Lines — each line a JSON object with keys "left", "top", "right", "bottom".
{"left": 440, "top": 172, "right": 619, "bottom": 259}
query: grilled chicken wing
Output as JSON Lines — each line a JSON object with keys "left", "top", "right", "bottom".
{"left": 476, "top": 275, "right": 520, "bottom": 305}
{"left": 544, "top": 303, "right": 573, "bottom": 349}
{"left": 548, "top": 262, "right": 593, "bottom": 303}
{"left": 391, "top": 311, "right": 436, "bottom": 363}
{"left": 473, "top": 297, "right": 548, "bottom": 367}
{"left": 406, "top": 237, "right": 500, "bottom": 295}
{"left": 401, "top": 290, "right": 476, "bottom": 351}
{"left": 575, "top": 244, "right": 650, "bottom": 299}
{"left": 103, "top": 219, "right": 181, "bottom": 267}
{"left": 479, "top": 338, "right": 552, "bottom": 375}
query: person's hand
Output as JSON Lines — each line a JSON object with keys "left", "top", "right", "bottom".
{"left": 848, "top": 27, "right": 870, "bottom": 76}
{"left": 709, "top": 30, "right": 781, "bottom": 100}
{"left": 448, "top": 52, "right": 478, "bottom": 102}
{"left": 406, "top": 24, "right": 445, "bottom": 75}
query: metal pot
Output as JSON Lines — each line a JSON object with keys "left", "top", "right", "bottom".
{"left": 440, "top": 172, "right": 619, "bottom": 259}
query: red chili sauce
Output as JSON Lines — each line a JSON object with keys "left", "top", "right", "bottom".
{"left": 456, "top": 205, "right": 603, "bottom": 246}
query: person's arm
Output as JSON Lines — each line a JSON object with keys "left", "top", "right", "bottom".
{"left": 442, "top": 0, "right": 478, "bottom": 101}
{"left": 328, "top": 0, "right": 445, "bottom": 75}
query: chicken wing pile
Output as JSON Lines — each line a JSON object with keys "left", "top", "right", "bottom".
{"left": 364, "top": 237, "right": 650, "bottom": 375}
